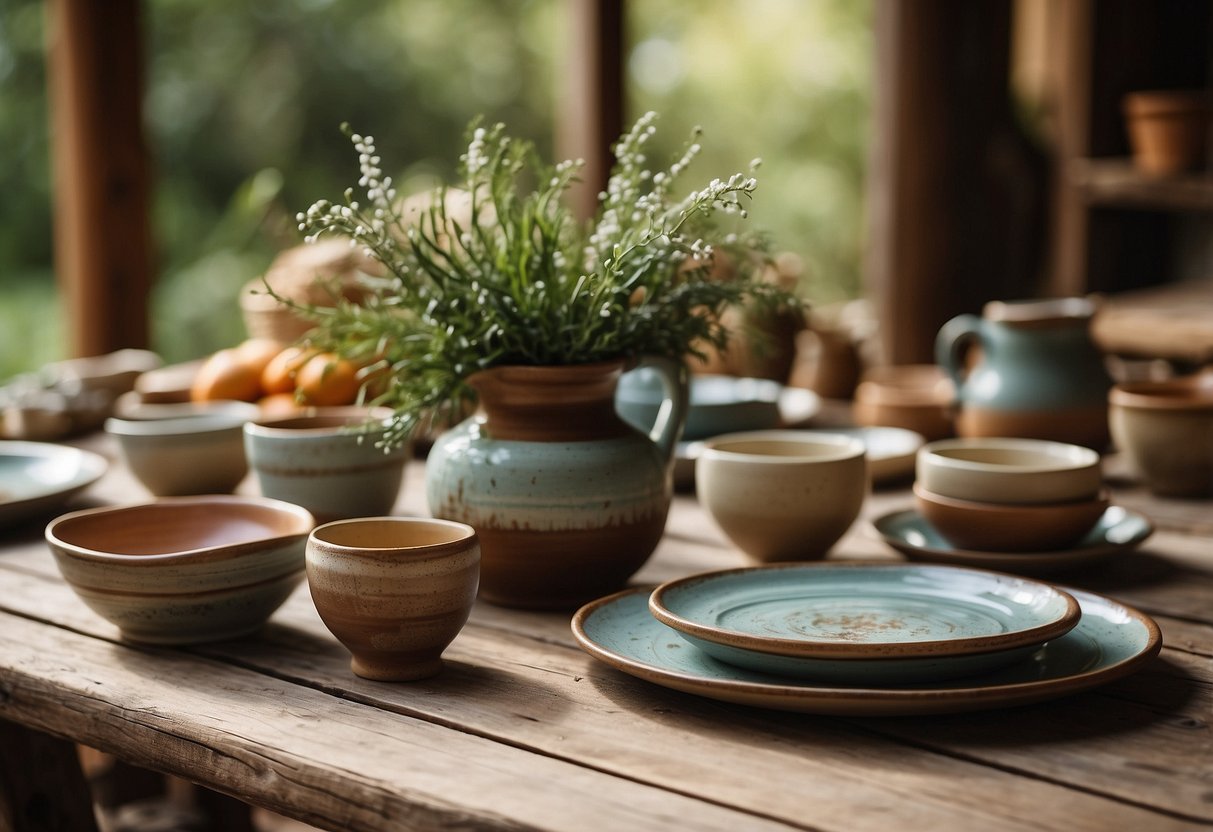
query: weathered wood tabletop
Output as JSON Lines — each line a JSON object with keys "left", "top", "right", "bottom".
{"left": 0, "top": 432, "right": 1210, "bottom": 831}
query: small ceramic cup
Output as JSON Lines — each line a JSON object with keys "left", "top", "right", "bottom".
{"left": 306, "top": 517, "right": 480, "bottom": 681}
{"left": 105, "top": 407, "right": 257, "bottom": 496}
{"left": 696, "top": 431, "right": 867, "bottom": 562}
{"left": 244, "top": 407, "right": 408, "bottom": 523}
{"left": 1110, "top": 375, "right": 1213, "bottom": 497}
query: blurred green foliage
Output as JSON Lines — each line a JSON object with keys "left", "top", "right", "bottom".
{"left": 0, "top": 0, "right": 870, "bottom": 381}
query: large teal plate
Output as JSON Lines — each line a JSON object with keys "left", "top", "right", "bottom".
{"left": 572, "top": 587, "right": 1161, "bottom": 716}
{"left": 872, "top": 507, "right": 1154, "bottom": 574}
{"left": 647, "top": 564, "right": 1080, "bottom": 683}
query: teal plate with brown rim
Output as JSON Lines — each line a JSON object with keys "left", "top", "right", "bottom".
{"left": 572, "top": 587, "right": 1162, "bottom": 716}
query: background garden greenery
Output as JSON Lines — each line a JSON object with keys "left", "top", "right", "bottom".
{"left": 0, "top": 0, "right": 871, "bottom": 381}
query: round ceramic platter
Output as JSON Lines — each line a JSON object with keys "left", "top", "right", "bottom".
{"left": 572, "top": 587, "right": 1162, "bottom": 716}
{"left": 0, "top": 441, "right": 108, "bottom": 528}
{"left": 649, "top": 563, "right": 1080, "bottom": 660}
{"left": 871, "top": 507, "right": 1155, "bottom": 574}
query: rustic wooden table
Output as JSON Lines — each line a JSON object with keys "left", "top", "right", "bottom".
{"left": 0, "top": 432, "right": 1210, "bottom": 831}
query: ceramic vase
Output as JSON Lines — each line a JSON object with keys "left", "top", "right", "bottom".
{"left": 936, "top": 297, "right": 1112, "bottom": 450}
{"left": 425, "top": 358, "right": 687, "bottom": 609}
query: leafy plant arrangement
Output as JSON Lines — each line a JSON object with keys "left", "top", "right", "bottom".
{"left": 288, "top": 111, "right": 797, "bottom": 448}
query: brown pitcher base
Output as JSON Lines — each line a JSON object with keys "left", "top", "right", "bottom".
{"left": 956, "top": 405, "right": 1111, "bottom": 451}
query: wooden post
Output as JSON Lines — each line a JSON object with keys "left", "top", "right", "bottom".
{"left": 556, "top": 0, "right": 625, "bottom": 221}
{"left": 865, "top": 0, "right": 1041, "bottom": 364}
{"left": 0, "top": 721, "right": 98, "bottom": 832}
{"left": 47, "top": 0, "right": 153, "bottom": 358}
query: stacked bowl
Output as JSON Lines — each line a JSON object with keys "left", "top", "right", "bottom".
{"left": 913, "top": 438, "right": 1108, "bottom": 553}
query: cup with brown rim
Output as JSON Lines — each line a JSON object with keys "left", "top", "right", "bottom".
{"left": 306, "top": 517, "right": 480, "bottom": 681}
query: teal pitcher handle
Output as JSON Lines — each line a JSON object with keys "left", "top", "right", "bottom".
{"left": 935, "top": 313, "right": 983, "bottom": 395}
{"left": 634, "top": 356, "right": 689, "bottom": 464}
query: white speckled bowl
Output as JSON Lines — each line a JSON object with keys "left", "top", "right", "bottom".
{"left": 46, "top": 495, "right": 315, "bottom": 644}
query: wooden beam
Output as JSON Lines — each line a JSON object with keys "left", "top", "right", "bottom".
{"left": 556, "top": 0, "right": 625, "bottom": 221}
{"left": 48, "top": 0, "right": 153, "bottom": 358}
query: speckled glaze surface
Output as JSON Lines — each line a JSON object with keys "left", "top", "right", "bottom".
{"left": 46, "top": 495, "right": 314, "bottom": 644}
{"left": 1110, "top": 376, "right": 1213, "bottom": 497}
{"left": 695, "top": 432, "right": 867, "bottom": 562}
{"left": 937, "top": 298, "right": 1113, "bottom": 449}
{"left": 649, "top": 563, "right": 1079, "bottom": 660}
{"left": 106, "top": 413, "right": 250, "bottom": 496}
{"left": 0, "top": 441, "right": 107, "bottom": 528}
{"left": 244, "top": 407, "right": 408, "bottom": 523}
{"left": 572, "top": 586, "right": 1162, "bottom": 716}
{"left": 425, "top": 359, "right": 686, "bottom": 609}
{"left": 871, "top": 506, "right": 1154, "bottom": 574}
{"left": 306, "top": 517, "right": 480, "bottom": 681}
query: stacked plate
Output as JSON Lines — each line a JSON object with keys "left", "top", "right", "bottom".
{"left": 571, "top": 563, "right": 1162, "bottom": 716}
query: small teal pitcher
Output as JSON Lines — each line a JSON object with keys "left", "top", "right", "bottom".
{"left": 936, "top": 297, "right": 1112, "bottom": 450}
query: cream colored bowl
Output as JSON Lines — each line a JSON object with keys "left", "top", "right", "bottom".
{"left": 1110, "top": 375, "right": 1213, "bottom": 497}
{"left": 916, "top": 437, "right": 1102, "bottom": 505}
{"left": 696, "top": 431, "right": 867, "bottom": 562}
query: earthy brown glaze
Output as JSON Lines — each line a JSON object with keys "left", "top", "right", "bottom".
{"left": 306, "top": 517, "right": 480, "bottom": 681}
{"left": 425, "top": 360, "right": 685, "bottom": 608}
{"left": 852, "top": 364, "right": 954, "bottom": 441}
{"left": 914, "top": 484, "right": 1110, "bottom": 553}
{"left": 955, "top": 404, "right": 1111, "bottom": 452}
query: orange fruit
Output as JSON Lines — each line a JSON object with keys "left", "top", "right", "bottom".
{"left": 235, "top": 338, "right": 286, "bottom": 378}
{"left": 190, "top": 348, "right": 262, "bottom": 402}
{"left": 261, "top": 346, "right": 317, "bottom": 395}
{"left": 295, "top": 352, "right": 361, "bottom": 406}
{"left": 257, "top": 392, "right": 306, "bottom": 418}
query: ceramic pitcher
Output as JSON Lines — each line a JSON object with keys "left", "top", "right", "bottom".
{"left": 424, "top": 357, "right": 687, "bottom": 609}
{"left": 936, "top": 297, "right": 1112, "bottom": 450}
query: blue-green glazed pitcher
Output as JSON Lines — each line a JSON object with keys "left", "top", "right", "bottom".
{"left": 936, "top": 297, "right": 1112, "bottom": 450}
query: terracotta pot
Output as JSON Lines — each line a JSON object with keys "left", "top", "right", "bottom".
{"left": 1123, "top": 90, "right": 1212, "bottom": 176}
{"left": 425, "top": 359, "right": 687, "bottom": 609}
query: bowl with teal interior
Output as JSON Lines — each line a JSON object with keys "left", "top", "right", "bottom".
{"left": 617, "top": 370, "right": 782, "bottom": 441}
{"left": 46, "top": 495, "right": 315, "bottom": 644}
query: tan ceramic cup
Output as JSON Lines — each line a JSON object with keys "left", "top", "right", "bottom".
{"left": 306, "top": 517, "right": 480, "bottom": 681}
{"left": 696, "top": 431, "right": 867, "bottom": 562}
{"left": 1110, "top": 376, "right": 1213, "bottom": 497}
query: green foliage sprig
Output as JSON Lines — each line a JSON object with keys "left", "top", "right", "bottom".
{"left": 289, "top": 112, "right": 797, "bottom": 448}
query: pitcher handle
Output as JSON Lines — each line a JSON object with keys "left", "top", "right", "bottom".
{"left": 935, "top": 313, "right": 983, "bottom": 394}
{"left": 635, "top": 356, "right": 689, "bottom": 465}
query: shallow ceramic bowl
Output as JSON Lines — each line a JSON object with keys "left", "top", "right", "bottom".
{"left": 697, "top": 431, "right": 867, "bottom": 562}
{"left": 917, "top": 437, "right": 1102, "bottom": 505}
{"left": 852, "top": 364, "right": 954, "bottom": 441}
{"left": 1110, "top": 375, "right": 1213, "bottom": 497}
{"left": 112, "top": 393, "right": 259, "bottom": 422}
{"left": 244, "top": 407, "right": 408, "bottom": 523}
{"left": 914, "top": 484, "right": 1110, "bottom": 553}
{"left": 307, "top": 517, "right": 480, "bottom": 681}
{"left": 106, "top": 410, "right": 255, "bottom": 496}
{"left": 0, "top": 441, "right": 108, "bottom": 528}
{"left": 46, "top": 495, "right": 315, "bottom": 644}
{"left": 617, "top": 371, "right": 782, "bottom": 441}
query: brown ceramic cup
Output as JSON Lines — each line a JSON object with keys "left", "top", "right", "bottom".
{"left": 914, "top": 484, "right": 1110, "bottom": 553}
{"left": 306, "top": 517, "right": 480, "bottom": 681}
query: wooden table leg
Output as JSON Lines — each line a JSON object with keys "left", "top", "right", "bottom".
{"left": 0, "top": 719, "right": 98, "bottom": 832}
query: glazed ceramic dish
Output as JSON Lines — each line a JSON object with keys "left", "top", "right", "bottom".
{"left": 912, "top": 484, "right": 1110, "bottom": 552}
{"left": 106, "top": 412, "right": 253, "bottom": 496}
{"left": 650, "top": 564, "right": 1079, "bottom": 659}
{"left": 0, "top": 441, "right": 108, "bottom": 528}
{"left": 46, "top": 495, "right": 315, "bottom": 644}
{"left": 871, "top": 507, "right": 1154, "bottom": 574}
{"left": 917, "top": 437, "right": 1102, "bottom": 505}
{"left": 572, "top": 587, "right": 1162, "bottom": 716}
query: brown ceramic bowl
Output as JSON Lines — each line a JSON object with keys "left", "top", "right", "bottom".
{"left": 306, "top": 517, "right": 480, "bottom": 681}
{"left": 913, "top": 484, "right": 1110, "bottom": 553}
{"left": 853, "top": 364, "right": 954, "bottom": 441}
{"left": 46, "top": 495, "right": 315, "bottom": 644}
{"left": 1110, "top": 374, "right": 1213, "bottom": 497}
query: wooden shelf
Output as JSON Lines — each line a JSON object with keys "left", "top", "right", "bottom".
{"left": 1073, "top": 158, "right": 1213, "bottom": 212}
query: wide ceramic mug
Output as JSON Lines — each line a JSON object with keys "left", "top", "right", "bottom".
{"left": 306, "top": 517, "right": 480, "bottom": 681}
{"left": 696, "top": 430, "right": 867, "bottom": 562}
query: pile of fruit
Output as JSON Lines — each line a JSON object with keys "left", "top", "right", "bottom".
{"left": 190, "top": 339, "right": 368, "bottom": 413}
